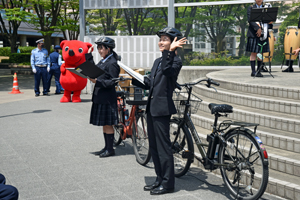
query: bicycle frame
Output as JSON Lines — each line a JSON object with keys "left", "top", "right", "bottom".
{"left": 116, "top": 94, "right": 144, "bottom": 140}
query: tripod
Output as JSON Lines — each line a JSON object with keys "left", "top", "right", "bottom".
{"left": 254, "top": 40, "right": 274, "bottom": 78}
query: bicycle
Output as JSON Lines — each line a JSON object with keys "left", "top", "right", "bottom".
{"left": 113, "top": 77, "right": 151, "bottom": 166}
{"left": 170, "top": 78, "right": 269, "bottom": 200}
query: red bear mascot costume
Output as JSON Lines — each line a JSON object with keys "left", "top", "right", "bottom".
{"left": 60, "top": 40, "right": 92, "bottom": 103}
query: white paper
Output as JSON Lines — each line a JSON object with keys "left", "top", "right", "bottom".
{"left": 117, "top": 61, "right": 145, "bottom": 85}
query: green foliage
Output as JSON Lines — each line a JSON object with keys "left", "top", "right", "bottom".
{"left": 19, "top": 46, "right": 36, "bottom": 54}
{"left": 0, "top": 47, "right": 12, "bottom": 56}
{"left": 9, "top": 53, "right": 31, "bottom": 63}
{"left": 0, "top": 59, "right": 10, "bottom": 63}
{"left": 184, "top": 51, "right": 250, "bottom": 66}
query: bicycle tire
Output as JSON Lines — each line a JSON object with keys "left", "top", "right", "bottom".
{"left": 219, "top": 129, "right": 269, "bottom": 200}
{"left": 114, "top": 108, "right": 123, "bottom": 146}
{"left": 170, "top": 119, "right": 194, "bottom": 177}
{"left": 132, "top": 112, "right": 151, "bottom": 166}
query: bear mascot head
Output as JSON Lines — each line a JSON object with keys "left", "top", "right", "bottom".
{"left": 59, "top": 40, "right": 93, "bottom": 103}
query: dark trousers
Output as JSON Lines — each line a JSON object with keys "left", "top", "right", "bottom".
{"left": 47, "top": 67, "right": 62, "bottom": 93}
{"left": 147, "top": 112, "right": 174, "bottom": 189}
{"left": 34, "top": 66, "right": 48, "bottom": 95}
{"left": 0, "top": 174, "right": 19, "bottom": 200}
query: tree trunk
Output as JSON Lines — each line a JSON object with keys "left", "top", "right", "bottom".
{"left": 44, "top": 34, "right": 52, "bottom": 54}
{"left": 238, "top": 24, "right": 246, "bottom": 57}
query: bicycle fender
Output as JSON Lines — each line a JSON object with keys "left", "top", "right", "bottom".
{"left": 225, "top": 128, "right": 269, "bottom": 166}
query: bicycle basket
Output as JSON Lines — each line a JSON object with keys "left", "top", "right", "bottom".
{"left": 173, "top": 91, "right": 202, "bottom": 117}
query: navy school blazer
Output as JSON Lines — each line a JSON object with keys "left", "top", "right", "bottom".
{"left": 132, "top": 50, "right": 182, "bottom": 117}
{"left": 85, "top": 53, "right": 120, "bottom": 105}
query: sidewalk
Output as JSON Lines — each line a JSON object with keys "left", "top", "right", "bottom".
{"left": 0, "top": 69, "right": 284, "bottom": 199}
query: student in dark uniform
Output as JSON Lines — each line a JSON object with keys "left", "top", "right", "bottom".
{"left": 246, "top": 0, "right": 272, "bottom": 77}
{"left": 86, "top": 37, "right": 120, "bottom": 158}
{"left": 132, "top": 27, "right": 187, "bottom": 195}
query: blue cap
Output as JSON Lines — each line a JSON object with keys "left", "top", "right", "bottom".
{"left": 54, "top": 45, "right": 62, "bottom": 50}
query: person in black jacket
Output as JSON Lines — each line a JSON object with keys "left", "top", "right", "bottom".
{"left": 132, "top": 27, "right": 187, "bottom": 195}
{"left": 86, "top": 37, "right": 120, "bottom": 158}
{"left": 246, "top": 0, "right": 273, "bottom": 77}
{"left": 0, "top": 173, "right": 19, "bottom": 200}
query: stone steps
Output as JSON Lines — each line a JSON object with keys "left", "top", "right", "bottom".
{"left": 192, "top": 81, "right": 300, "bottom": 116}
{"left": 187, "top": 124, "right": 300, "bottom": 200}
{"left": 206, "top": 69, "right": 300, "bottom": 100}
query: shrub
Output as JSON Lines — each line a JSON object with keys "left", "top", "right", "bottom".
{"left": 0, "top": 47, "right": 11, "bottom": 56}
{"left": 19, "top": 46, "right": 36, "bottom": 54}
{"left": 9, "top": 53, "right": 31, "bottom": 63}
{"left": 0, "top": 59, "right": 10, "bottom": 63}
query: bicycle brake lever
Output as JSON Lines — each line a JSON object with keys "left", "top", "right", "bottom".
{"left": 211, "top": 86, "right": 217, "bottom": 92}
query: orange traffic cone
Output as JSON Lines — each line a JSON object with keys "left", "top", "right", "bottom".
{"left": 9, "top": 73, "right": 22, "bottom": 94}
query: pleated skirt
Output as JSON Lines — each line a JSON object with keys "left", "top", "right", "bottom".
{"left": 246, "top": 37, "right": 270, "bottom": 53}
{"left": 90, "top": 103, "right": 118, "bottom": 126}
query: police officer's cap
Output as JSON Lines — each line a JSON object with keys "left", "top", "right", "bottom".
{"left": 36, "top": 38, "right": 44, "bottom": 44}
{"left": 95, "top": 37, "right": 115, "bottom": 49}
{"left": 54, "top": 45, "right": 62, "bottom": 50}
{"left": 156, "top": 27, "right": 183, "bottom": 41}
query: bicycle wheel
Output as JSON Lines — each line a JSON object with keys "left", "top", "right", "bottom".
{"left": 219, "top": 129, "right": 269, "bottom": 200}
{"left": 114, "top": 108, "right": 124, "bottom": 146}
{"left": 170, "top": 119, "right": 194, "bottom": 177}
{"left": 132, "top": 111, "right": 151, "bottom": 165}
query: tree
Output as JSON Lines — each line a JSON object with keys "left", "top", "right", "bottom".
{"left": 86, "top": 9, "right": 123, "bottom": 35}
{"left": 55, "top": 0, "right": 80, "bottom": 40}
{"left": 198, "top": 4, "right": 237, "bottom": 53}
{"left": 27, "top": 0, "right": 63, "bottom": 52}
{"left": 0, "top": 0, "right": 29, "bottom": 53}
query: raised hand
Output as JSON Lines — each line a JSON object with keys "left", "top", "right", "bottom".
{"left": 88, "top": 45, "right": 94, "bottom": 53}
{"left": 170, "top": 37, "right": 187, "bottom": 51}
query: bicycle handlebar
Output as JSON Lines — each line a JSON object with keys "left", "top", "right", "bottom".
{"left": 176, "top": 78, "right": 220, "bottom": 90}
{"left": 112, "top": 76, "right": 132, "bottom": 82}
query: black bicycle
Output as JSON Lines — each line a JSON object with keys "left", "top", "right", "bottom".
{"left": 170, "top": 78, "right": 269, "bottom": 200}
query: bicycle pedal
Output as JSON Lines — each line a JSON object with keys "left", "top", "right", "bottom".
{"left": 182, "top": 150, "right": 194, "bottom": 159}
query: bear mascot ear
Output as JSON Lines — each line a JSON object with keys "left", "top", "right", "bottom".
{"left": 60, "top": 40, "right": 67, "bottom": 49}
{"left": 85, "top": 42, "right": 93, "bottom": 52}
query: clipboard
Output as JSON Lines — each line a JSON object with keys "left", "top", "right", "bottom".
{"left": 66, "top": 61, "right": 105, "bottom": 79}
{"left": 117, "top": 61, "right": 145, "bottom": 85}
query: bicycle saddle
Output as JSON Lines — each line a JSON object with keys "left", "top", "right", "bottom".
{"left": 116, "top": 91, "right": 125, "bottom": 97}
{"left": 208, "top": 103, "right": 233, "bottom": 114}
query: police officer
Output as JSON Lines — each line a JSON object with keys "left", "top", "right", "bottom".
{"left": 0, "top": 173, "right": 19, "bottom": 200}
{"left": 132, "top": 27, "right": 187, "bottom": 195}
{"left": 30, "top": 38, "right": 50, "bottom": 96}
{"left": 47, "top": 45, "right": 63, "bottom": 94}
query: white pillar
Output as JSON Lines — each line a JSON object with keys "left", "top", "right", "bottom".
{"left": 168, "top": 0, "right": 175, "bottom": 27}
{"left": 20, "top": 35, "right": 27, "bottom": 46}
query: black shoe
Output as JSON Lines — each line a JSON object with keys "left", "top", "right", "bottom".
{"left": 251, "top": 73, "right": 255, "bottom": 77}
{"left": 94, "top": 148, "right": 106, "bottom": 155}
{"left": 282, "top": 67, "right": 294, "bottom": 72}
{"left": 150, "top": 185, "right": 174, "bottom": 195}
{"left": 35, "top": 94, "right": 40, "bottom": 97}
{"left": 144, "top": 181, "right": 160, "bottom": 191}
{"left": 43, "top": 93, "right": 49, "bottom": 96}
{"left": 255, "top": 72, "right": 263, "bottom": 77}
{"left": 55, "top": 92, "right": 61, "bottom": 95}
{"left": 99, "top": 150, "right": 115, "bottom": 158}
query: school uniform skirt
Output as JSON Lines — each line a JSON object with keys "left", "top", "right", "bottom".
{"left": 90, "top": 103, "right": 118, "bottom": 126}
{"left": 246, "top": 37, "right": 270, "bottom": 53}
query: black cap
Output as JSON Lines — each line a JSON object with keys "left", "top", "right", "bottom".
{"left": 156, "top": 27, "right": 183, "bottom": 42}
{"left": 95, "top": 37, "right": 115, "bottom": 49}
